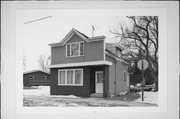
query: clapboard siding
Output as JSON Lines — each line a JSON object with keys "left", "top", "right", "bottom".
{"left": 23, "top": 71, "right": 50, "bottom": 86}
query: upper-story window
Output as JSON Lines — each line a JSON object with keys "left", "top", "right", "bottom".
{"left": 116, "top": 50, "right": 122, "bottom": 58}
{"left": 66, "top": 42, "right": 84, "bottom": 57}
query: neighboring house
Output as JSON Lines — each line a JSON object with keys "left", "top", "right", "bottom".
{"left": 48, "top": 28, "right": 129, "bottom": 97}
{"left": 23, "top": 70, "right": 50, "bottom": 86}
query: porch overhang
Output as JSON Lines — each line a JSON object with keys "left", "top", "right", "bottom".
{"left": 47, "top": 61, "right": 112, "bottom": 68}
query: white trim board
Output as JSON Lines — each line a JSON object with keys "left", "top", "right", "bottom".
{"left": 58, "top": 68, "right": 83, "bottom": 86}
{"left": 47, "top": 61, "right": 112, "bottom": 68}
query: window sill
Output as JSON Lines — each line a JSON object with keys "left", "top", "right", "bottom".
{"left": 66, "top": 55, "right": 84, "bottom": 58}
{"left": 58, "top": 84, "right": 83, "bottom": 86}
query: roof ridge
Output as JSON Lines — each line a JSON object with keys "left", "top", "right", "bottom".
{"left": 73, "top": 28, "right": 89, "bottom": 38}
{"left": 23, "top": 70, "right": 50, "bottom": 74}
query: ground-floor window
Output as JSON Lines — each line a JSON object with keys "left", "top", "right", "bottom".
{"left": 58, "top": 69, "right": 83, "bottom": 86}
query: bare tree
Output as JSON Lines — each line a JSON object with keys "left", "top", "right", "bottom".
{"left": 39, "top": 55, "right": 50, "bottom": 73}
{"left": 110, "top": 16, "right": 158, "bottom": 91}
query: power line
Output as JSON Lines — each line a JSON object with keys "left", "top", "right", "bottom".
{"left": 24, "top": 16, "right": 52, "bottom": 24}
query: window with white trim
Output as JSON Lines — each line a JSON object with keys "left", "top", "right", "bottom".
{"left": 66, "top": 42, "right": 84, "bottom": 57}
{"left": 58, "top": 69, "right": 83, "bottom": 86}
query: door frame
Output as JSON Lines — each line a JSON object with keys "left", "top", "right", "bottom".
{"left": 95, "top": 71, "right": 103, "bottom": 93}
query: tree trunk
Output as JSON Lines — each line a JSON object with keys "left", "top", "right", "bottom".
{"left": 147, "top": 59, "right": 158, "bottom": 91}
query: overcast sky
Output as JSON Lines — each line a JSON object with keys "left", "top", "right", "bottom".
{"left": 16, "top": 9, "right": 130, "bottom": 71}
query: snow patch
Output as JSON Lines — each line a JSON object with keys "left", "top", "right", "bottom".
{"left": 51, "top": 95, "right": 80, "bottom": 98}
{"left": 118, "top": 91, "right": 128, "bottom": 96}
{"left": 135, "top": 91, "right": 158, "bottom": 105}
{"left": 24, "top": 86, "right": 80, "bottom": 98}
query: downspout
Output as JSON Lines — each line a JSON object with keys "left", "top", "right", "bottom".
{"left": 114, "top": 59, "right": 117, "bottom": 96}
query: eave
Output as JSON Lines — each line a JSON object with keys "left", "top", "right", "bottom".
{"left": 47, "top": 61, "right": 112, "bottom": 68}
{"left": 105, "top": 50, "right": 129, "bottom": 65}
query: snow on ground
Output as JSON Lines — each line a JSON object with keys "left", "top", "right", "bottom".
{"left": 23, "top": 86, "right": 80, "bottom": 98}
{"left": 135, "top": 91, "right": 158, "bottom": 105}
{"left": 23, "top": 86, "right": 158, "bottom": 107}
{"left": 24, "top": 86, "right": 50, "bottom": 96}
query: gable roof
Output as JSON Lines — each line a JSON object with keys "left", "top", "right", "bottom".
{"left": 105, "top": 50, "right": 129, "bottom": 65}
{"left": 23, "top": 70, "right": 50, "bottom": 75}
{"left": 105, "top": 43, "right": 128, "bottom": 65}
{"left": 74, "top": 29, "right": 89, "bottom": 39}
{"left": 106, "top": 43, "right": 124, "bottom": 52}
{"left": 49, "top": 28, "right": 105, "bottom": 47}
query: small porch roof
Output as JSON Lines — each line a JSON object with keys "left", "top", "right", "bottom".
{"left": 47, "top": 61, "right": 112, "bottom": 68}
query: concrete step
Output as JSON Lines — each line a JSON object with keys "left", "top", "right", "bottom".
{"left": 90, "top": 93, "right": 103, "bottom": 98}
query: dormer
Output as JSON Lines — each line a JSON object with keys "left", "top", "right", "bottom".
{"left": 49, "top": 28, "right": 105, "bottom": 65}
{"left": 106, "top": 43, "right": 123, "bottom": 58}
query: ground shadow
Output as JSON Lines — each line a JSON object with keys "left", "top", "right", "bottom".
{"left": 106, "top": 92, "right": 141, "bottom": 102}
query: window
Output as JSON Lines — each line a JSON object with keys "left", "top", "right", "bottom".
{"left": 80, "top": 42, "right": 84, "bottom": 56}
{"left": 75, "top": 70, "right": 83, "bottom": 84}
{"left": 29, "top": 75, "right": 34, "bottom": 79}
{"left": 66, "top": 44, "right": 70, "bottom": 57}
{"left": 67, "top": 70, "right": 73, "bottom": 84}
{"left": 71, "top": 43, "right": 79, "bottom": 56}
{"left": 116, "top": 49, "right": 121, "bottom": 58}
{"left": 59, "top": 70, "right": 66, "bottom": 84}
{"left": 123, "top": 71, "right": 127, "bottom": 82}
{"left": 58, "top": 69, "right": 83, "bottom": 86}
{"left": 66, "top": 42, "right": 84, "bottom": 57}
{"left": 42, "top": 76, "right": 46, "bottom": 79}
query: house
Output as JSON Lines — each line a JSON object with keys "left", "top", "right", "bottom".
{"left": 23, "top": 70, "right": 50, "bottom": 86}
{"left": 48, "top": 28, "right": 130, "bottom": 97}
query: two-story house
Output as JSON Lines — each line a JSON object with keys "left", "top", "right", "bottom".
{"left": 48, "top": 28, "right": 129, "bottom": 98}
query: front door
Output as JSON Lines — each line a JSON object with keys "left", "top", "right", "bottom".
{"left": 95, "top": 71, "right": 103, "bottom": 93}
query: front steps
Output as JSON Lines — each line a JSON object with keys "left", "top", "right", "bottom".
{"left": 90, "top": 93, "right": 103, "bottom": 98}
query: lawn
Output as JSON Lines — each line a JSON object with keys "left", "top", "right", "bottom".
{"left": 23, "top": 86, "right": 158, "bottom": 107}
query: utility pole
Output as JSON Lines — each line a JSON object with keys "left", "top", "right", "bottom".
{"left": 137, "top": 52, "right": 148, "bottom": 101}
{"left": 24, "top": 16, "right": 52, "bottom": 24}
{"left": 141, "top": 59, "right": 145, "bottom": 101}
